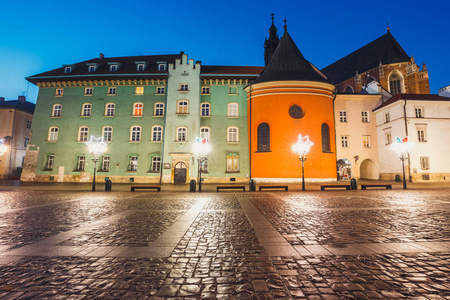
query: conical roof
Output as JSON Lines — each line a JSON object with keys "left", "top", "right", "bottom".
{"left": 254, "top": 30, "right": 330, "bottom": 84}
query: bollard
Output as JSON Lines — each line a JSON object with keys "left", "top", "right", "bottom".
{"left": 249, "top": 179, "right": 256, "bottom": 192}
{"left": 350, "top": 178, "right": 357, "bottom": 190}
{"left": 105, "top": 179, "right": 112, "bottom": 192}
{"left": 190, "top": 180, "right": 196, "bottom": 192}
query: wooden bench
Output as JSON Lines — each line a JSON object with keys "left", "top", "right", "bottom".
{"left": 217, "top": 185, "right": 245, "bottom": 192}
{"left": 259, "top": 185, "right": 288, "bottom": 191}
{"left": 131, "top": 185, "right": 161, "bottom": 192}
{"left": 321, "top": 185, "right": 351, "bottom": 190}
{"left": 361, "top": 184, "right": 392, "bottom": 190}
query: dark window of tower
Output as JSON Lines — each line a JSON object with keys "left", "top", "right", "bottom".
{"left": 321, "top": 123, "right": 330, "bottom": 152}
{"left": 289, "top": 105, "right": 304, "bottom": 119}
{"left": 344, "top": 86, "right": 354, "bottom": 93}
{"left": 389, "top": 73, "right": 401, "bottom": 95}
{"left": 257, "top": 123, "right": 270, "bottom": 152}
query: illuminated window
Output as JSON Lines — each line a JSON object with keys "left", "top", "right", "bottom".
{"left": 361, "top": 111, "right": 369, "bottom": 123}
{"left": 81, "top": 103, "right": 91, "bottom": 116}
{"left": 226, "top": 153, "right": 239, "bottom": 172}
{"left": 52, "top": 104, "right": 62, "bottom": 117}
{"left": 48, "top": 127, "right": 59, "bottom": 141}
{"left": 101, "top": 156, "right": 110, "bottom": 171}
{"left": 107, "top": 87, "right": 116, "bottom": 95}
{"left": 200, "top": 127, "right": 210, "bottom": 141}
{"left": 201, "top": 103, "right": 210, "bottom": 116}
{"left": 340, "top": 111, "right": 347, "bottom": 122}
{"left": 363, "top": 136, "right": 371, "bottom": 148}
{"left": 257, "top": 123, "right": 270, "bottom": 152}
{"left": 177, "top": 127, "right": 187, "bottom": 142}
{"left": 177, "top": 100, "right": 189, "bottom": 114}
{"left": 103, "top": 126, "right": 113, "bottom": 142}
{"left": 227, "top": 103, "right": 238, "bottom": 117}
{"left": 227, "top": 127, "right": 239, "bottom": 142}
{"left": 105, "top": 103, "right": 115, "bottom": 116}
{"left": 156, "top": 87, "right": 165, "bottom": 94}
{"left": 129, "top": 156, "right": 138, "bottom": 171}
{"left": 133, "top": 103, "right": 143, "bottom": 116}
{"left": 76, "top": 155, "right": 85, "bottom": 171}
{"left": 78, "top": 126, "right": 89, "bottom": 142}
{"left": 84, "top": 88, "right": 93, "bottom": 95}
{"left": 321, "top": 123, "right": 330, "bottom": 152}
{"left": 55, "top": 89, "right": 64, "bottom": 97}
{"left": 152, "top": 126, "right": 162, "bottom": 142}
{"left": 151, "top": 156, "right": 161, "bottom": 172}
{"left": 130, "top": 126, "right": 141, "bottom": 142}
{"left": 201, "top": 87, "right": 210, "bottom": 94}
{"left": 341, "top": 136, "right": 348, "bottom": 148}
{"left": 154, "top": 102, "right": 164, "bottom": 116}
{"left": 135, "top": 87, "right": 144, "bottom": 95}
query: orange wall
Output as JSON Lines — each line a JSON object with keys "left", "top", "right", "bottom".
{"left": 248, "top": 85, "right": 337, "bottom": 179}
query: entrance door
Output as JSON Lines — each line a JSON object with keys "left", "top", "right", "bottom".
{"left": 174, "top": 162, "right": 187, "bottom": 184}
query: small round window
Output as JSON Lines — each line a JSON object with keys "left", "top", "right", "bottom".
{"left": 289, "top": 105, "right": 304, "bottom": 119}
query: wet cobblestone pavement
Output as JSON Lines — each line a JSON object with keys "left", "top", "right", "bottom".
{"left": 0, "top": 189, "right": 448, "bottom": 299}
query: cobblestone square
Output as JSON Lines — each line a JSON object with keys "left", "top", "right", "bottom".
{"left": 0, "top": 189, "right": 448, "bottom": 299}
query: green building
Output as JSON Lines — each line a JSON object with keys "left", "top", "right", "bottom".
{"left": 21, "top": 52, "right": 262, "bottom": 184}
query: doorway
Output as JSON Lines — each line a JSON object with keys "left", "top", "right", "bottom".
{"left": 174, "top": 161, "right": 187, "bottom": 184}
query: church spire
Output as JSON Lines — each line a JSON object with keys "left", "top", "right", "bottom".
{"left": 264, "top": 13, "right": 280, "bottom": 66}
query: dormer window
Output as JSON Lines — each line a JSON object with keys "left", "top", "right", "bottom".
{"left": 137, "top": 64, "right": 145, "bottom": 71}
{"left": 110, "top": 64, "right": 117, "bottom": 72}
{"left": 135, "top": 61, "right": 146, "bottom": 71}
{"left": 88, "top": 65, "right": 96, "bottom": 72}
{"left": 64, "top": 67, "right": 72, "bottom": 74}
{"left": 158, "top": 63, "right": 166, "bottom": 71}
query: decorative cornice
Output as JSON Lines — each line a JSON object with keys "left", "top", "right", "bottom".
{"left": 37, "top": 79, "right": 167, "bottom": 88}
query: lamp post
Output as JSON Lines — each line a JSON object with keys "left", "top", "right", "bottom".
{"left": 192, "top": 138, "right": 211, "bottom": 192}
{"left": 85, "top": 136, "right": 107, "bottom": 192}
{"left": 391, "top": 136, "right": 413, "bottom": 189}
{"left": 292, "top": 134, "right": 314, "bottom": 191}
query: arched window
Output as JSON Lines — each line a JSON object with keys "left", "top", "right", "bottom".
{"left": 151, "top": 156, "right": 161, "bottom": 172}
{"left": 130, "top": 126, "right": 141, "bottom": 142}
{"left": 129, "top": 156, "right": 138, "bottom": 171}
{"left": 227, "top": 127, "right": 239, "bottom": 142}
{"left": 227, "top": 103, "right": 238, "bottom": 117}
{"left": 177, "top": 100, "right": 189, "bottom": 114}
{"left": 105, "top": 103, "right": 115, "bottom": 116}
{"left": 152, "top": 126, "right": 162, "bottom": 142}
{"left": 133, "top": 103, "right": 143, "bottom": 116}
{"left": 257, "top": 123, "right": 270, "bottom": 152}
{"left": 200, "top": 127, "right": 210, "bottom": 141}
{"left": 344, "top": 86, "right": 354, "bottom": 93}
{"left": 78, "top": 126, "right": 89, "bottom": 142}
{"left": 48, "top": 126, "right": 59, "bottom": 141}
{"left": 177, "top": 127, "right": 187, "bottom": 142}
{"left": 82, "top": 103, "right": 92, "bottom": 116}
{"left": 201, "top": 103, "right": 210, "bottom": 116}
{"left": 389, "top": 72, "right": 402, "bottom": 95}
{"left": 52, "top": 104, "right": 62, "bottom": 117}
{"left": 102, "top": 126, "right": 113, "bottom": 142}
{"left": 321, "top": 123, "right": 330, "bottom": 152}
{"left": 154, "top": 102, "right": 164, "bottom": 116}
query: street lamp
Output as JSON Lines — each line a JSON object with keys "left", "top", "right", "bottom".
{"left": 391, "top": 136, "right": 413, "bottom": 189}
{"left": 192, "top": 138, "right": 211, "bottom": 192}
{"left": 292, "top": 134, "right": 314, "bottom": 191}
{"left": 85, "top": 136, "right": 107, "bottom": 191}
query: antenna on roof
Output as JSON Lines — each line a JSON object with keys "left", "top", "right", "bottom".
{"left": 284, "top": 17, "right": 287, "bottom": 32}
{"left": 137, "top": 52, "right": 142, "bottom": 56}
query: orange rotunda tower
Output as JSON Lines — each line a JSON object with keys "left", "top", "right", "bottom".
{"left": 246, "top": 24, "right": 337, "bottom": 182}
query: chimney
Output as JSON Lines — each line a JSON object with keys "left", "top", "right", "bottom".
{"left": 18, "top": 96, "right": 26, "bottom": 103}
{"left": 99, "top": 53, "right": 104, "bottom": 60}
{"left": 0, "top": 97, "right": 4, "bottom": 102}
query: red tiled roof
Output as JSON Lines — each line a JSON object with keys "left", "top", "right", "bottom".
{"left": 373, "top": 93, "right": 450, "bottom": 111}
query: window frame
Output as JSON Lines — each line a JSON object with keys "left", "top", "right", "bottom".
{"left": 81, "top": 103, "right": 92, "bottom": 117}
{"left": 52, "top": 104, "right": 62, "bottom": 117}
{"left": 132, "top": 102, "right": 144, "bottom": 116}
{"left": 200, "top": 127, "right": 210, "bottom": 142}
{"left": 226, "top": 154, "right": 239, "bottom": 173}
{"left": 341, "top": 136, "right": 348, "bottom": 148}
{"left": 48, "top": 126, "right": 59, "bottom": 142}
{"left": 228, "top": 86, "right": 238, "bottom": 95}
{"left": 417, "top": 129, "right": 427, "bottom": 142}
{"left": 105, "top": 103, "right": 116, "bottom": 116}
{"left": 76, "top": 155, "right": 86, "bottom": 171}
{"left": 101, "top": 155, "right": 110, "bottom": 172}
{"left": 339, "top": 110, "right": 347, "bottom": 122}
{"left": 55, "top": 88, "right": 64, "bottom": 97}
{"left": 102, "top": 126, "right": 113, "bottom": 142}
{"left": 154, "top": 102, "right": 164, "bottom": 116}
{"left": 176, "top": 127, "right": 187, "bottom": 142}
{"left": 135, "top": 86, "right": 144, "bottom": 95}
{"left": 151, "top": 126, "right": 163, "bottom": 142}
{"left": 227, "top": 102, "right": 239, "bottom": 117}
{"left": 415, "top": 107, "right": 424, "bottom": 118}
{"left": 385, "top": 113, "right": 390, "bottom": 123}
{"left": 45, "top": 155, "right": 55, "bottom": 170}
{"left": 137, "top": 64, "right": 145, "bottom": 71}
{"left": 177, "top": 100, "right": 189, "bottom": 114}
{"left": 201, "top": 102, "right": 211, "bottom": 116}
{"left": 179, "top": 84, "right": 189, "bottom": 92}
{"left": 156, "top": 86, "right": 165, "bottom": 94}
{"left": 321, "top": 123, "right": 331, "bottom": 152}
{"left": 420, "top": 157, "right": 430, "bottom": 170}
{"left": 361, "top": 111, "right": 369, "bottom": 123}
{"left": 84, "top": 87, "right": 93, "bottom": 96}
{"left": 107, "top": 87, "right": 116, "bottom": 95}
{"left": 257, "top": 123, "right": 270, "bottom": 152}
{"left": 363, "top": 135, "right": 371, "bottom": 148}
{"left": 78, "top": 126, "right": 89, "bottom": 142}
{"left": 151, "top": 156, "right": 161, "bottom": 172}
{"left": 201, "top": 87, "right": 210, "bottom": 94}
{"left": 129, "top": 156, "right": 138, "bottom": 171}
{"left": 130, "top": 126, "right": 142, "bottom": 142}
{"left": 227, "top": 126, "right": 239, "bottom": 143}
{"left": 385, "top": 132, "right": 392, "bottom": 145}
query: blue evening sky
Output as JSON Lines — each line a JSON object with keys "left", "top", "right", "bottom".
{"left": 1, "top": 0, "right": 448, "bottom": 103}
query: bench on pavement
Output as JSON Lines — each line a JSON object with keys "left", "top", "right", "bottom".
{"left": 361, "top": 184, "right": 392, "bottom": 190}
{"left": 259, "top": 185, "right": 288, "bottom": 191}
{"left": 131, "top": 185, "right": 161, "bottom": 192}
{"left": 321, "top": 185, "right": 351, "bottom": 190}
{"left": 217, "top": 185, "right": 245, "bottom": 192}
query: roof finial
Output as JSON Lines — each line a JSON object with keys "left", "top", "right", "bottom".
{"left": 387, "top": 22, "right": 390, "bottom": 32}
{"left": 271, "top": 13, "right": 274, "bottom": 24}
{"left": 284, "top": 17, "right": 287, "bottom": 32}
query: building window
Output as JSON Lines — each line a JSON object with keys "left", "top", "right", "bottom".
{"left": 201, "top": 87, "right": 210, "bottom": 94}
{"left": 76, "top": 155, "right": 85, "bottom": 171}
{"left": 385, "top": 133, "right": 392, "bottom": 145}
{"left": 158, "top": 63, "right": 166, "bottom": 71}
{"left": 227, "top": 127, "right": 239, "bottom": 143}
{"left": 105, "top": 103, "right": 115, "bottom": 116}
{"left": 27, "top": 120, "right": 32, "bottom": 128}
{"left": 129, "top": 156, "right": 138, "bottom": 171}
{"left": 361, "top": 111, "right": 369, "bottom": 123}
{"left": 363, "top": 136, "right": 371, "bottom": 148}
{"left": 88, "top": 65, "right": 96, "bottom": 72}
{"left": 152, "top": 126, "right": 162, "bottom": 142}
{"left": 133, "top": 103, "right": 143, "bottom": 116}
{"left": 389, "top": 72, "right": 402, "bottom": 95}
{"left": 108, "top": 87, "right": 116, "bottom": 95}
{"left": 201, "top": 103, "right": 210, "bottom": 116}
{"left": 257, "top": 123, "right": 270, "bottom": 152}
{"left": 385, "top": 113, "right": 390, "bottom": 123}
{"left": 45, "top": 155, "right": 55, "bottom": 170}
{"left": 151, "top": 156, "right": 161, "bottom": 172}
{"left": 137, "top": 64, "right": 145, "bottom": 71}
{"left": 177, "top": 100, "right": 189, "bottom": 114}
{"left": 415, "top": 107, "right": 424, "bottom": 118}
{"left": 228, "top": 86, "right": 238, "bottom": 94}
{"left": 226, "top": 154, "right": 239, "bottom": 172}
{"left": 200, "top": 127, "right": 210, "bottom": 142}
{"left": 339, "top": 111, "right": 347, "bottom": 122}
{"left": 81, "top": 103, "right": 92, "bottom": 116}
{"left": 420, "top": 157, "right": 430, "bottom": 170}
{"left": 180, "top": 84, "right": 188, "bottom": 91}
{"left": 417, "top": 129, "right": 427, "bottom": 142}
{"left": 156, "top": 87, "right": 165, "bottom": 94}
{"left": 135, "top": 87, "right": 144, "bottom": 95}
{"left": 321, "top": 123, "right": 331, "bottom": 152}
{"left": 101, "top": 156, "right": 110, "bottom": 171}
{"left": 177, "top": 127, "right": 187, "bottom": 142}
{"left": 341, "top": 136, "right": 348, "bottom": 148}
{"left": 154, "top": 103, "right": 164, "bottom": 116}
{"left": 85, "top": 88, "right": 93, "bottom": 95}
{"left": 227, "top": 103, "right": 239, "bottom": 117}
{"left": 64, "top": 67, "right": 72, "bottom": 74}
{"left": 78, "top": 127, "right": 89, "bottom": 142}
{"left": 289, "top": 105, "right": 304, "bottom": 119}
{"left": 130, "top": 126, "right": 141, "bottom": 142}
{"left": 344, "top": 86, "right": 354, "bottom": 93}
{"left": 24, "top": 137, "right": 30, "bottom": 147}
{"left": 52, "top": 104, "right": 62, "bottom": 117}
{"left": 110, "top": 64, "right": 117, "bottom": 72}
{"left": 48, "top": 127, "right": 59, "bottom": 141}
{"left": 201, "top": 157, "right": 208, "bottom": 173}
{"left": 55, "top": 89, "right": 64, "bottom": 97}
{"left": 103, "top": 126, "right": 113, "bottom": 142}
